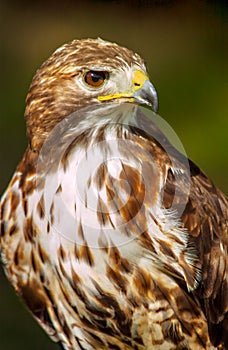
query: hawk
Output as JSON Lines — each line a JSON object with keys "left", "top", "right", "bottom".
{"left": 0, "top": 38, "right": 227, "bottom": 350}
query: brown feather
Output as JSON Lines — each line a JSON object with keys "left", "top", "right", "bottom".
{"left": 1, "top": 38, "right": 227, "bottom": 350}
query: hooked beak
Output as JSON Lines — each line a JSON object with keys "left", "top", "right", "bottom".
{"left": 133, "top": 78, "right": 158, "bottom": 113}
{"left": 98, "top": 70, "right": 158, "bottom": 113}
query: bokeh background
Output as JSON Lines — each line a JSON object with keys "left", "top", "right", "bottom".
{"left": 0, "top": 0, "right": 227, "bottom": 349}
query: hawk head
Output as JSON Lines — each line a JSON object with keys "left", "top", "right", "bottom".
{"left": 25, "top": 38, "right": 158, "bottom": 150}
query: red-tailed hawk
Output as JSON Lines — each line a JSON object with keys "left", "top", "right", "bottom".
{"left": 0, "top": 38, "right": 227, "bottom": 349}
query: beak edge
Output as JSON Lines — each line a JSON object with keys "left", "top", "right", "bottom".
{"left": 133, "top": 80, "right": 158, "bottom": 113}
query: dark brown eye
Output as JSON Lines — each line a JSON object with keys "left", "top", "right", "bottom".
{"left": 84, "top": 71, "right": 107, "bottom": 88}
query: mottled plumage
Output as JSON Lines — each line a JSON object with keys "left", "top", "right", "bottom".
{"left": 0, "top": 38, "right": 227, "bottom": 349}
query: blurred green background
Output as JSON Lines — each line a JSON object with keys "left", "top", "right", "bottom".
{"left": 0, "top": 0, "right": 227, "bottom": 349}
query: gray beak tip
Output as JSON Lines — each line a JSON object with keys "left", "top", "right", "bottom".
{"left": 133, "top": 80, "right": 158, "bottom": 113}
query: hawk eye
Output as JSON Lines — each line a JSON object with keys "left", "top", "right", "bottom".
{"left": 84, "top": 70, "right": 107, "bottom": 88}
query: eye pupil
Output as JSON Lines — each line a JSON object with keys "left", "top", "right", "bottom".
{"left": 84, "top": 71, "right": 107, "bottom": 87}
{"left": 91, "top": 73, "right": 101, "bottom": 83}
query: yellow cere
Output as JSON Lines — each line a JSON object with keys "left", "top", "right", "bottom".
{"left": 132, "top": 70, "right": 149, "bottom": 91}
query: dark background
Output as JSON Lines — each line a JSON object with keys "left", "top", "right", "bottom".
{"left": 0, "top": 1, "right": 227, "bottom": 349}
